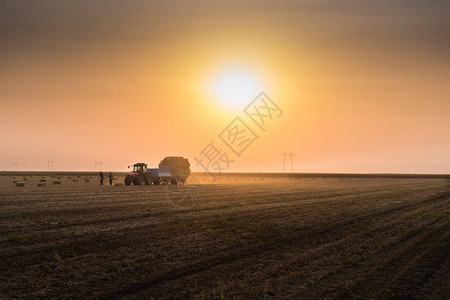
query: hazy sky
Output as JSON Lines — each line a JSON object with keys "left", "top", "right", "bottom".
{"left": 1, "top": 0, "right": 449, "bottom": 173}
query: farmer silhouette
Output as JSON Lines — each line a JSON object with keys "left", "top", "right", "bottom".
{"left": 99, "top": 171, "right": 104, "bottom": 185}
{"left": 108, "top": 172, "right": 113, "bottom": 185}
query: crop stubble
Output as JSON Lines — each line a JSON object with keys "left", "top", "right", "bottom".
{"left": 0, "top": 174, "right": 448, "bottom": 299}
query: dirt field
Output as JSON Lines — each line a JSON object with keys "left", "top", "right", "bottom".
{"left": 0, "top": 173, "right": 449, "bottom": 299}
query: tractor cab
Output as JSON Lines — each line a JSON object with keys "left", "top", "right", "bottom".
{"left": 132, "top": 163, "right": 147, "bottom": 173}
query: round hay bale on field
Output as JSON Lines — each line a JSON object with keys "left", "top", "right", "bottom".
{"left": 67, "top": 177, "right": 72, "bottom": 179}
{"left": 15, "top": 182, "right": 25, "bottom": 187}
{"left": 53, "top": 181, "right": 61, "bottom": 185}
{"left": 84, "top": 179, "right": 90, "bottom": 183}
{"left": 114, "top": 183, "right": 124, "bottom": 187}
{"left": 23, "top": 177, "right": 28, "bottom": 181}
{"left": 39, "top": 179, "right": 46, "bottom": 183}
{"left": 38, "top": 182, "right": 46, "bottom": 187}
{"left": 73, "top": 179, "right": 78, "bottom": 182}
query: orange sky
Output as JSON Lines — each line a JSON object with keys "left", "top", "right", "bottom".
{"left": 1, "top": 1, "right": 449, "bottom": 173}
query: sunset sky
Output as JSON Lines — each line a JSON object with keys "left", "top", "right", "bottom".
{"left": 1, "top": 0, "right": 449, "bottom": 173}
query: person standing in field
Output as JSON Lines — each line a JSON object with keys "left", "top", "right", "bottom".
{"left": 99, "top": 171, "right": 104, "bottom": 185}
{"left": 180, "top": 173, "right": 185, "bottom": 185}
{"left": 108, "top": 172, "right": 113, "bottom": 185}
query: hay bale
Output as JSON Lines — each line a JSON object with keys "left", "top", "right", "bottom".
{"left": 84, "top": 179, "right": 90, "bottom": 183}
{"left": 73, "top": 179, "right": 78, "bottom": 182}
{"left": 39, "top": 179, "right": 46, "bottom": 183}
{"left": 114, "top": 183, "right": 124, "bottom": 187}
{"left": 23, "top": 177, "right": 28, "bottom": 181}
{"left": 38, "top": 182, "right": 46, "bottom": 187}
{"left": 53, "top": 181, "right": 61, "bottom": 185}
{"left": 15, "top": 182, "right": 25, "bottom": 187}
{"left": 67, "top": 177, "right": 72, "bottom": 179}
{"left": 12, "top": 180, "right": 17, "bottom": 183}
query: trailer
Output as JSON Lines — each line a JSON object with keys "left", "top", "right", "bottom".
{"left": 147, "top": 168, "right": 171, "bottom": 185}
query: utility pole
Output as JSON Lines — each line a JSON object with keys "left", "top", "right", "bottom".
{"left": 47, "top": 160, "right": 54, "bottom": 171}
{"left": 283, "top": 152, "right": 293, "bottom": 173}
{"left": 95, "top": 161, "right": 102, "bottom": 171}
{"left": 11, "top": 163, "right": 17, "bottom": 171}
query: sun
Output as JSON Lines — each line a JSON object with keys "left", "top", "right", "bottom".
{"left": 208, "top": 68, "right": 264, "bottom": 110}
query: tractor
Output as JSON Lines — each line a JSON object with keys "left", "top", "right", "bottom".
{"left": 124, "top": 163, "right": 153, "bottom": 186}
{"left": 124, "top": 157, "right": 191, "bottom": 186}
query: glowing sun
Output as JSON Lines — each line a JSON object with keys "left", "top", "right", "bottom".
{"left": 209, "top": 68, "right": 263, "bottom": 110}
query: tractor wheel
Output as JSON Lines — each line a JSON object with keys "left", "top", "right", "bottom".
{"left": 144, "top": 174, "right": 152, "bottom": 185}
{"left": 134, "top": 176, "right": 144, "bottom": 185}
{"left": 124, "top": 175, "right": 132, "bottom": 186}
